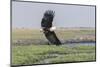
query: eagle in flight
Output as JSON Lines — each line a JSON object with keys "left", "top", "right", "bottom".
{"left": 41, "top": 10, "right": 61, "bottom": 45}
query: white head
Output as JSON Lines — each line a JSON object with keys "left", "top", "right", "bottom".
{"left": 50, "top": 26, "right": 56, "bottom": 31}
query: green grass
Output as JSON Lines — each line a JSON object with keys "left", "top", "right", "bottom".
{"left": 12, "top": 45, "right": 95, "bottom": 65}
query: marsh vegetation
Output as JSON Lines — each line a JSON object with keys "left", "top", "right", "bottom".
{"left": 12, "top": 28, "right": 96, "bottom": 65}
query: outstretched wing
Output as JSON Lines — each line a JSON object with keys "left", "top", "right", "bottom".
{"left": 44, "top": 31, "right": 61, "bottom": 45}
{"left": 41, "top": 10, "right": 55, "bottom": 28}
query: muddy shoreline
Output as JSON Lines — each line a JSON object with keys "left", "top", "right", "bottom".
{"left": 12, "top": 39, "right": 95, "bottom": 45}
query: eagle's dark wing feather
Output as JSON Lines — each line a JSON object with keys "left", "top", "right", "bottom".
{"left": 44, "top": 31, "right": 61, "bottom": 45}
{"left": 41, "top": 10, "right": 55, "bottom": 28}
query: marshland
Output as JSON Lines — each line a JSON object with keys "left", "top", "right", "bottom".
{"left": 12, "top": 27, "right": 96, "bottom": 65}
